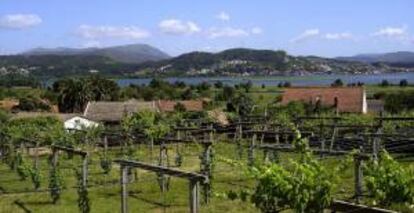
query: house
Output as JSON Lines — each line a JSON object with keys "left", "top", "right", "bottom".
{"left": 64, "top": 116, "right": 99, "bottom": 130}
{"left": 83, "top": 100, "right": 157, "bottom": 125}
{"left": 281, "top": 87, "right": 367, "bottom": 113}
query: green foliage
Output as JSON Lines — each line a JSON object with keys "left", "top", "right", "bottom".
{"left": 53, "top": 75, "right": 120, "bottom": 113}
{"left": 122, "top": 110, "right": 170, "bottom": 140}
{"left": 331, "top": 78, "right": 344, "bottom": 87}
{"left": 75, "top": 169, "right": 90, "bottom": 213}
{"left": 0, "top": 74, "right": 41, "bottom": 87}
{"left": 99, "top": 158, "right": 112, "bottom": 174}
{"left": 49, "top": 167, "right": 64, "bottom": 204}
{"left": 16, "top": 153, "right": 30, "bottom": 180}
{"left": 227, "top": 93, "right": 254, "bottom": 116}
{"left": 341, "top": 114, "right": 375, "bottom": 126}
{"left": 365, "top": 151, "right": 414, "bottom": 207}
{"left": 251, "top": 132, "right": 335, "bottom": 213}
{"left": 28, "top": 167, "right": 42, "bottom": 190}
{"left": 17, "top": 96, "right": 51, "bottom": 112}
{"left": 0, "top": 109, "right": 10, "bottom": 125}
{"left": 399, "top": 79, "right": 408, "bottom": 87}
{"left": 383, "top": 90, "right": 414, "bottom": 113}
{"left": 380, "top": 80, "right": 390, "bottom": 87}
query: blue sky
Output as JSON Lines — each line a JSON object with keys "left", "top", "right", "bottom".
{"left": 1, "top": 0, "right": 414, "bottom": 57}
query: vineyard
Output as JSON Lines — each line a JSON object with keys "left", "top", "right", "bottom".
{"left": 0, "top": 111, "right": 413, "bottom": 213}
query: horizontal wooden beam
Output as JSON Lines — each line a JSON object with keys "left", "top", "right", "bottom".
{"left": 331, "top": 200, "right": 397, "bottom": 213}
{"left": 375, "top": 117, "right": 414, "bottom": 121}
{"left": 51, "top": 145, "right": 88, "bottom": 156}
{"left": 296, "top": 116, "right": 342, "bottom": 120}
{"left": 258, "top": 144, "right": 370, "bottom": 158}
{"left": 114, "top": 159, "right": 208, "bottom": 182}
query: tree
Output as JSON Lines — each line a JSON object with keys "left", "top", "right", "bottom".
{"left": 331, "top": 79, "right": 344, "bottom": 87}
{"left": 217, "top": 85, "right": 236, "bottom": 101}
{"left": 227, "top": 93, "right": 254, "bottom": 116}
{"left": 122, "top": 110, "right": 170, "bottom": 160}
{"left": 53, "top": 76, "right": 120, "bottom": 113}
{"left": 283, "top": 81, "right": 291, "bottom": 88}
{"left": 214, "top": 81, "right": 224, "bottom": 89}
{"left": 380, "top": 79, "right": 390, "bottom": 87}
{"left": 17, "top": 96, "right": 51, "bottom": 112}
{"left": 399, "top": 79, "right": 408, "bottom": 87}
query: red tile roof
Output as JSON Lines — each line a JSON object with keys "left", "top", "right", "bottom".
{"left": 281, "top": 87, "right": 365, "bottom": 113}
{"left": 157, "top": 100, "right": 204, "bottom": 112}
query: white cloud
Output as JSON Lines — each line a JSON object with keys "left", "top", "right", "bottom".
{"left": 290, "top": 29, "right": 320, "bottom": 43}
{"left": 0, "top": 14, "right": 42, "bottom": 29}
{"left": 76, "top": 25, "right": 150, "bottom": 40}
{"left": 251, "top": 27, "right": 263, "bottom": 35}
{"left": 159, "top": 19, "right": 201, "bottom": 35}
{"left": 373, "top": 26, "right": 407, "bottom": 37}
{"left": 324, "top": 32, "right": 353, "bottom": 40}
{"left": 207, "top": 27, "right": 249, "bottom": 39}
{"left": 216, "top": 11, "right": 230, "bottom": 21}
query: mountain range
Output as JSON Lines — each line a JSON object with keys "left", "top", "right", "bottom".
{"left": 1, "top": 44, "right": 414, "bottom": 77}
{"left": 336, "top": 51, "right": 414, "bottom": 66}
{"left": 23, "top": 44, "right": 170, "bottom": 64}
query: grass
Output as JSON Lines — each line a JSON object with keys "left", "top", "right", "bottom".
{"left": 0, "top": 139, "right": 411, "bottom": 212}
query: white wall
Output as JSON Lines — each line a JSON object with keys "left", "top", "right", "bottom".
{"left": 64, "top": 116, "right": 99, "bottom": 130}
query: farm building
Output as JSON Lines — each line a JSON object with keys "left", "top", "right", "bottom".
{"left": 83, "top": 100, "right": 157, "bottom": 125}
{"left": 281, "top": 87, "right": 368, "bottom": 113}
{"left": 83, "top": 99, "right": 205, "bottom": 125}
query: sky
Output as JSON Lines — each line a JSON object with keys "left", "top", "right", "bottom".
{"left": 0, "top": 0, "right": 414, "bottom": 57}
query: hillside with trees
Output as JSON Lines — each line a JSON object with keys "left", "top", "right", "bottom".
{"left": 1, "top": 47, "right": 413, "bottom": 77}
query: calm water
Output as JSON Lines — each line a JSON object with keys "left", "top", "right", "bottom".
{"left": 116, "top": 72, "right": 414, "bottom": 87}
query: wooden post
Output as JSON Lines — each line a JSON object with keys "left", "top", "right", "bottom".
{"left": 158, "top": 144, "right": 167, "bottom": 192}
{"left": 263, "top": 149, "right": 269, "bottom": 162}
{"left": 189, "top": 179, "right": 199, "bottom": 213}
{"left": 121, "top": 165, "right": 129, "bottom": 213}
{"left": 329, "top": 119, "right": 338, "bottom": 151}
{"left": 209, "top": 124, "right": 214, "bottom": 143}
{"left": 248, "top": 134, "right": 256, "bottom": 166}
{"left": 104, "top": 136, "right": 108, "bottom": 157}
{"left": 354, "top": 155, "right": 363, "bottom": 204}
{"left": 34, "top": 143, "right": 39, "bottom": 170}
{"left": 82, "top": 155, "right": 88, "bottom": 187}
{"left": 200, "top": 142, "right": 212, "bottom": 204}
{"left": 52, "top": 148, "right": 58, "bottom": 168}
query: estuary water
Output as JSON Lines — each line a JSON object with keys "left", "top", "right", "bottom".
{"left": 116, "top": 72, "right": 414, "bottom": 87}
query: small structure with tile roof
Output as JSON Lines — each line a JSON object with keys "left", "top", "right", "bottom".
{"left": 82, "top": 99, "right": 205, "bottom": 125}
{"left": 281, "top": 87, "right": 367, "bottom": 113}
{"left": 156, "top": 100, "right": 204, "bottom": 112}
{"left": 83, "top": 100, "right": 157, "bottom": 125}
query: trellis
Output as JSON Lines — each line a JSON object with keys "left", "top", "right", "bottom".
{"left": 114, "top": 159, "right": 208, "bottom": 213}
{"left": 51, "top": 145, "right": 89, "bottom": 187}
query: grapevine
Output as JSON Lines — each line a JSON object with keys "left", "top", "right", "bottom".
{"left": 49, "top": 166, "right": 63, "bottom": 204}
{"left": 75, "top": 169, "right": 90, "bottom": 213}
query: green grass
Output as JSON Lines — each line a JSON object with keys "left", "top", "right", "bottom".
{"left": 0, "top": 140, "right": 411, "bottom": 212}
